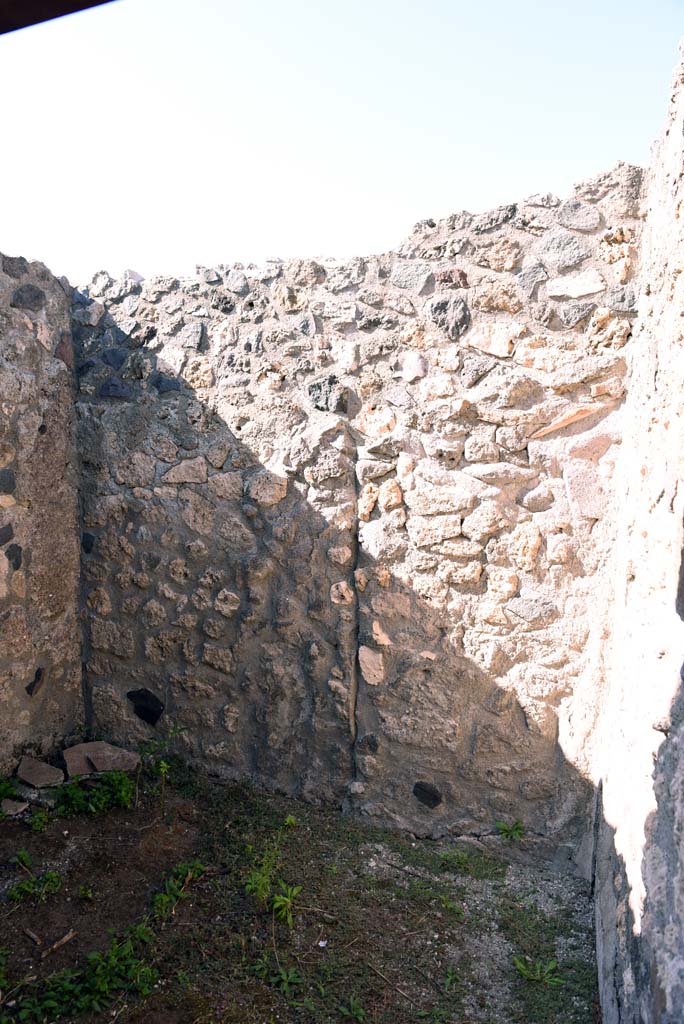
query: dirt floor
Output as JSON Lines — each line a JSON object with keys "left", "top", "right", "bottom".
{"left": 0, "top": 761, "right": 599, "bottom": 1023}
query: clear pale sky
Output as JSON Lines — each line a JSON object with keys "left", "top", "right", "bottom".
{"left": 1, "top": 0, "right": 682, "bottom": 283}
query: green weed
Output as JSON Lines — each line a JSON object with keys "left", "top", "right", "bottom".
{"left": 269, "top": 966, "right": 302, "bottom": 996}
{"left": 9, "top": 870, "right": 62, "bottom": 904}
{"left": 438, "top": 847, "right": 506, "bottom": 880}
{"left": 244, "top": 841, "right": 279, "bottom": 906}
{"left": 29, "top": 808, "right": 49, "bottom": 833}
{"left": 496, "top": 820, "right": 525, "bottom": 841}
{"left": 514, "top": 956, "right": 564, "bottom": 987}
{"left": 338, "top": 993, "right": 366, "bottom": 1020}
{"left": 55, "top": 771, "right": 134, "bottom": 817}
{"left": 272, "top": 881, "right": 301, "bottom": 928}
{"left": 152, "top": 860, "right": 205, "bottom": 921}
{"left": 0, "top": 924, "right": 156, "bottom": 1022}
{"left": 443, "top": 966, "right": 458, "bottom": 993}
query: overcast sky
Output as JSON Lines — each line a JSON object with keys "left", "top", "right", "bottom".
{"left": 1, "top": 0, "right": 682, "bottom": 283}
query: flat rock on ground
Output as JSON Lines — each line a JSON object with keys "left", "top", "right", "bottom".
{"left": 62, "top": 741, "right": 140, "bottom": 778}
{"left": 17, "top": 756, "right": 64, "bottom": 789}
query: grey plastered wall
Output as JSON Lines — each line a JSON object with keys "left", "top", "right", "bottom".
{"left": 0, "top": 255, "right": 83, "bottom": 771}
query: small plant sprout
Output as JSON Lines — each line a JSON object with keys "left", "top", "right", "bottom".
{"left": 338, "top": 994, "right": 366, "bottom": 1020}
{"left": 496, "top": 820, "right": 525, "bottom": 841}
{"left": 272, "top": 880, "right": 301, "bottom": 928}
{"left": 9, "top": 870, "right": 62, "bottom": 904}
{"left": 157, "top": 758, "right": 170, "bottom": 814}
{"left": 443, "top": 966, "right": 458, "bottom": 992}
{"left": 152, "top": 860, "right": 205, "bottom": 920}
{"left": 513, "top": 956, "right": 564, "bottom": 987}
{"left": 30, "top": 807, "right": 49, "bottom": 833}
{"left": 244, "top": 841, "right": 279, "bottom": 906}
{"left": 79, "top": 884, "right": 95, "bottom": 901}
{"left": 439, "top": 894, "right": 465, "bottom": 920}
{"left": 12, "top": 848, "right": 34, "bottom": 874}
{"left": 284, "top": 814, "right": 297, "bottom": 828}
{"left": 270, "top": 965, "right": 302, "bottom": 995}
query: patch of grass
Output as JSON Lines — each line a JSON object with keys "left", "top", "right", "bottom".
{"left": 338, "top": 993, "right": 366, "bottom": 1020}
{"left": 498, "top": 896, "right": 597, "bottom": 1023}
{"left": 29, "top": 809, "right": 49, "bottom": 834}
{"left": 438, "top": 847, "right": 506, "bottom": 881}
{"left": 0, "top": 923, "right": 156, "bottom": 1022}
{"left": 244, "top": 840, "right": 279, "bottom": 906}
{"left": 0, "top": 858, "right": 207, "bottom": 1022}
{"left": 9, "top": 871, "right": 62, "bottom": 904}
{"left": 0, "top": 949, "right": 9, "bottom": 994}
{"left": 11, "top": 849, "right": 32, "bottom": 873}
{"left": 514, "top": 956, "right": 563, "bottom": 986}
{"left": 0, "top": 781, "right": 17, "bottom": 802}
{"left": 55, "top": 771, "right": 134, "bottom": 818}
{"left": 152, "top": 860, "right": 205, "bottom": 921}
{"left": 269, "top": 966, "right": 302, "bottom": 996}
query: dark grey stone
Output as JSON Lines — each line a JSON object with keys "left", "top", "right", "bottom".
{"left": 151, "top": 372, "right": 181, "bottom": 394}
{"left": 10, "top": 284, "right": 46, "bottom": 311}
{"left": 0, "top": 523, "right": 13, "bottom": 546}
{"left": 0, "top": 468, "right": 16, "bottom": 494}
{"left": 210, "top": 292, "right": 235, "bottom": 314}
{"left": 308, "top": 376, "right": 347, "bottom": 413}
{"left": 102, "top": 347, "right": 128, "bottom": 370}
{"left": 603, "top": 285, "right": 637, "bottom": 315}
{"left": 538, "top": 231, "right": 590, "bottom": 271}
{"left": 1, "top": 255, "right": 29, "bottom": 279}
{"left": 413, "top": 781, "right": 443, "bottom": 808}
{"left": 472, "top": 204, "right": 517, "bottom": 234}
{"left": 76, "top": 359, "right": 99, "bottom": 377}
{"left": 557, "top": 198, "right": 602, "bottom": 232}
{"left": 427, "top": 296, "right": 471, "bottom": 341}
{"left": 558, "top": 302, "right": 596, "bottom": 328}
{"left": 517, "top": 262, "right": 548, "bottom": 298}
{"left": 81, "top": 533, "right": 95, "bottom": 554}
{"left": 357, "top": 733, "right": 379, "bottom": 754}
{"left": 98, "top": 378, "right": 132, "bottom": 399}
{"left": 5, "top": 544, "right": 22, "bottom": 570}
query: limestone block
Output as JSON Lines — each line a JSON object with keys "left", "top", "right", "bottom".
{"left": 208, "top": 471, "right": 243, "bottom": 500}
{"left": 162, "top": 457, "right": 208, "bottom": 484}
{"left": 377, "top": 479, "right": 403, "bottom": 512}
{"left": 506, "top": 591, "right": 559, "bottom": 628}
{"left": 406, "top": 514, "right": 462, "bottom": 548}
{"left": 330, "top": 581, "right": 355, "bottom": 605}
{"left": 462, "top": 319, "right": 525, "bottom": 358}
{"left": 389, "top": 262, "right": 434, "bottom": 293}
{"left": 247, "top": 470, "right": 288, "bottom": 506}
{"left": 564, "top": 462, "right": 606, "bottom": 519}
{"left": 546, "top": 270, "right": 606, "bottom": 299}
{"left": 359, "top": 645, "right": 385, "bottom": 685}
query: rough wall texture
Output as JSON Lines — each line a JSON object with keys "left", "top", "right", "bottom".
{"left": 591, "top": 52, "right": 684, "bottom": 1024}
{"left": 71, "top": 163, "right": 642, "bottom": 861}
{"left": 0, "top": 255, "right": 82, "bottom": 772}
{"left": 5, "top": 49, "right": 684, "bottom": 1024}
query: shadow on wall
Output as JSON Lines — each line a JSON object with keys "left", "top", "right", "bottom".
{"left": 71, "top": 272, "right": 684, "bottom": 1020}
{"left": 71, "top": 286, "right": 600, "bottom": 873}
